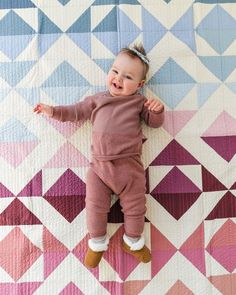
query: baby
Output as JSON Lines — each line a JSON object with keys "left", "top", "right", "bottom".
{"left": 34, "top": 44, "right": 164, "bottom": 268}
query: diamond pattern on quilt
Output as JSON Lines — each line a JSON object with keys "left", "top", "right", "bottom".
{"left": 0, "top": 227, "right": 42, "bottom": 281}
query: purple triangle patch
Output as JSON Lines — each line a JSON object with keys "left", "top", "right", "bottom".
{"left": 201, "top": 136, "right": 236, "bottom": 162}
{"left": 152, "top": 166, "right": 201, "bottom": 194}
{"left": 152, "top": 192, "right": 201, "bottom": 220}
{"left": 0, "top": 198, "right": 41, "bottom": 225}
{"left": 0, "top": 183, "right": 13, "bottom": 197}
{"left": 18, "top": 171, "right": 42, "bottom": 197}
{"left": 44, "top": 195, "right": 85, "bottom": 223}
{"left": 44, "top": 169, "right": 86, "bottom": 196}
{"left": 151, "top": 140, "right": 199, "bottom": 166}
{"left": 206, "top": 191, "right": 236, "bottom": 220}
{"left": 202, "top": 166, "right": 227, "bottom": 192}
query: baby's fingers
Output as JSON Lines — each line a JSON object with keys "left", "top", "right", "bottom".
{"left": 33, "top": 104, "right": 42, "bottom": 113}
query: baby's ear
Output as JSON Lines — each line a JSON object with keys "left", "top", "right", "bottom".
{"left": 138, "top": 80, "right": 145, "bottom": 88}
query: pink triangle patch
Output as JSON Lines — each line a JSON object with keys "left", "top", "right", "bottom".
{"left": 202, "top": 111, "right": 236, "bottom": 137}
{"left": 0, "top": 141, "right": 38, "bottom": 168}
{"left": 18, "top": 171, "right": 42, "bottom": 197}
{"left": 0, "top": 283, "right": 41, "bottom": 295}
{"left": 46, "top": 117, "right": 84, "bottom": 138}
{"left": 163, "top": 111, "right": 197, "bottom": 136}
{"left": 44, "top": 142, "right": 89, "bottom": 168}
{"left": 59, "top": 282, "right": 84, "bottom": 295}
{"left": 166, "top": 280, "right": 194, "bottom": 295}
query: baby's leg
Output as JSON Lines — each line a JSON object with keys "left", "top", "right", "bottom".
{"left": 85, "top": 168, "right": 112, "bottom": 268}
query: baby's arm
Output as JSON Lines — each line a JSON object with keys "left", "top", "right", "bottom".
{"left": 141, "top": 98, "right": 165, "bottom": 128}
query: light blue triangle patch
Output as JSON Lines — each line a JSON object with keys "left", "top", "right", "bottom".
{"left": 196, "top": 6, "right": 236, "bottom": 53}
{"left": 67, "top": 8, "right": 90, "bottom": 33}
{"left": 148, "top": 84, "right": 195, "bottom": 109}
{"left": 38, "top": 10, "right": 62, "bottom": 34}
{"left": 57, "top": 0, "right": 71, "bottom": 5}
{"left": 118, "top": 9, "right": 141, "bottom": 47}
{"left": 93, "top": 59, "right": 114, "bottom": 73}
{"left": 0, "top": 61, "right": 36, "bottom": 86}
{"left": 93, "top": 32, "right": 118, "bottom": 55}
{"left": 67, "top": 33, "right": 91, "bottom": 57}
{"left": 0, "top": 118, "right": 38, "bottom": 142}
{"left": 197, "top": 83, "right": 220, "bottom": 107}
{"left": 0, "top": 89, "right": 11, "bottom": 102}
{"left": 171, "top": 7, "right": 196, "bottom": 52}
{"left": 199, "top": 56, "right": 236, "bottom": 81}
{"left": 0, "top": 0, "right": 35, "bottom": 9}
{"left": 0, "top": 35, "right": 34, "bottom": 60}
{"left": 42, "top": 61, "right": 90, "bottom": 87}
{"left": 0, "top": 10, "right": 35, "bottom": 36}
{"left": 15, "top": 88, "right": 41, "bottom": 107}
{"left": 149, "top": 58, "right": 195, "bottom": 84}
{"left": 226, "top": 83, "right": 236, "bottom": 94}
{"left": 93, "top": 7, "right": 117, "bottom": 32}
{"left": 142, "top": 8, "right": 167, "bottom": 52}
{"left": 38, "top": 34, "right": 61, "bottom": 57}
{"left": 42, "top": 86, "right": 90, "bottom": 105}
{"left": 91, "top": 86, "right": 107, "bottom": 93}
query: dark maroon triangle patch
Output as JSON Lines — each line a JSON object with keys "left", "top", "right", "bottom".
{"left": 0, "top": 198, "right": 41, "bottom": 225}
{"left": 150, "top": 140, "right": 199, "bottom": 166}
{"left": 18, "top": 171, "right": 42, "bottom": 197}
{"left": 230, "top": 182, "right": 236, "bottom": 190}
{"left": 202, "top": 166, "right": 227, "bottom": 192}
{"left": 44, "top": 169, "right": 86, "bottom": 197}
{"left": 152, "top": 193, "right": 201, "bottom": 220}
{"left": 0, "top": 183, "right": 13, "bottom": 197}
{"left": 206, "top": 191, "right": 236, "bottom": 220}
{"left": 201, "top": 136, "right": 236, "bottom": 162}
{"left": 108, "top": 200, "right": 124, "bottom": 223}
{"left": 44, "top": 195, "right": 85, "bottom": 223}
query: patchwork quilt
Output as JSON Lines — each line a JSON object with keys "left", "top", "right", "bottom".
{"left": 0, "top": 0, "right": 236, "bottom": 294}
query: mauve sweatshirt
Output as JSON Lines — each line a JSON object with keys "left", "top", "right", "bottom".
{"left": 52, "top": 91, "right": 164, "bottom": 161}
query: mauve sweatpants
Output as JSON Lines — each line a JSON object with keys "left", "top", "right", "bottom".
{"left": 85, "top": 156, "right": 147, "bottom": 238}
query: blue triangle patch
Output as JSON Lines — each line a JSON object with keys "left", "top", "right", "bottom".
{"left": 0, "top": 0, "right": 35, "bottom": 9}
{"left": 42, "top": 86, "right": 90, "bottom": 105}
{"left": 38, "top": 34, "right": 61, "bottom": 57}
{"left": 226, "top": 83, "right": 236, "bottom": 95}
{"left": 67, "top": 8, "right": 91, "bottom": 33}
{"left": 93, "top": 7, "right": 117, "bottom": 32}
{"left": 93, "top": 32, "right": 118, "bottom": 55}
{"left": 42, "top": 61, "right": 90, "bottom": 87}
{"left": 38, "top": 10, "right": 62, "bottom": 34}
{"left": 171, "top": 7, "right": 196, "bottom": 52}
{"left": 142, "top": 8, "right": 167, "bottom": 52}
{"left": 57, "top": 0, "right": 71, "bottom": 5}
{"left": 0, "top": 35, "right": 34, "bottom": 60}
{"left": 94, "top": 59, "right": 114, "bottom": 73}
{"left": 199, "top": 56, "right": 236, "bottom": 81}
{"left": 197, "top": 6, "right": 236, "bottom": 53}
{"left": 0, "top": 61, "right": 36, "bottom": 86}
{"left": 197, "top": 83, "right": 220, "bottom": 107}
{"left": 0, "top": 118, "right": 38, "bottom": 142}
{"left": 93, "top": 0, "right": 140, "bottom": 4}
{"left": 148, "top": 84, "right": 195, "bottom": 109}
{"left": 0, "top": 89, "right": 11, "bottom": 102}
{"left": 16, "top": 88, "right": 41, "bottom": 107}
{"left": 149, "top": 58, "right": 195, "bottom": 84}
{"left": 0, "top": 10, "right": 35, "bottom": 36}
{"left": 67, "top": 33, "right": 91, "bottom": 57}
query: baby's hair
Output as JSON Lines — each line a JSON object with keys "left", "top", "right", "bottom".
{"left": 119, "top": 44, "right": 149, "bottom": 80}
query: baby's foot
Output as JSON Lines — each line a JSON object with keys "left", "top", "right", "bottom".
{"left": 122, "top": 240, "right": 151, "bottom": 263}
{"left": 84, "top": 248, "right": 104, "bottom": 268}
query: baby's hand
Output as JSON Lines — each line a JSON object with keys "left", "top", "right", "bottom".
{"left": 33, "top": 103, "right": 53, "bottom": 117}
{"left": 144, "top": 98, "right": 164, "bottom": 113}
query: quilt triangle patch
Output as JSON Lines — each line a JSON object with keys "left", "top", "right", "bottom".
{"left": 67, "top": 8, "right": 91, "bottom": 33}
{"left": 0, "top": 183, "right": 13, "bottom": 197}
{"left": 0, "top": 0, "right": 35, "bottom": 9}
{"left": 150, "top": 140, "right": 199, "bottom": 166}
{"left": 202, "top": 166, "right": 227, "bottom": 192}
{"left": 0, "top": 198, "right": 41, "bottom": 225}
{"left": 17, "top": 171, "right": 42, "bottom": 197}
{"left": 38, "top": 10, "right": 62, "bottom": 34}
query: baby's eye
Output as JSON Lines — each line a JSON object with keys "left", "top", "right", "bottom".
{"left": 112, "top": 69, "right": 118, "bottom": 74}
{"left": 126, "top": 75, "right": 132, "bottom": 80}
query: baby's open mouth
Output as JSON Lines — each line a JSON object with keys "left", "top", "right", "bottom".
{"left": 113, "top": 83, "right": 122, "bottom": 89}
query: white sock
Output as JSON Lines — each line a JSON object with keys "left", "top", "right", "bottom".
{"left": 89, "top": 235, "right": 109, "bottom": 252}
{"left": 123, "top": 234, "right": 145, "bottom": 251}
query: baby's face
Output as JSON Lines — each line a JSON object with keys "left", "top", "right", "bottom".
{"left": 106, "top": 53, "right": 145, "bottom": 97}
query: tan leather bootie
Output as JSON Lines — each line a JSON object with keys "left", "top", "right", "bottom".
{"left": 84, "top": 247, "right": 104, "bottom": 268}
{"left": 122, "top": 240, "right": 151, "bottom": 263}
